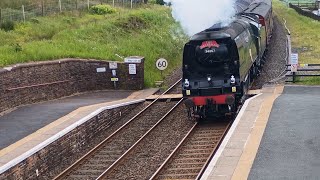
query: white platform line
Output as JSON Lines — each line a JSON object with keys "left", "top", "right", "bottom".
{"left": 200, "top": 94, "right": 262, "bottom": 180}
{"left": 0, "top": 99, "right": 145, "bottom": 174}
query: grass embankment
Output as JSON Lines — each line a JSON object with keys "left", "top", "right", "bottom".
{"left": 273, "top": 0, "right": 320, "bottom": 85}
{"left": 0, "top": 5, "right": 187, "bottom": 87}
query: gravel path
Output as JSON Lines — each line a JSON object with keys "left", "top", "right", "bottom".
{"left": 251, "top": 16, "right": 288, "bottom": 89}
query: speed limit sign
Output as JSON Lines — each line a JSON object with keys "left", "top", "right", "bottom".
{"left": 156, "top": 58, "right": 168, "bottom": 71}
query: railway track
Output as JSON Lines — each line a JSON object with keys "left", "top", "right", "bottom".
{"left": 96, "top": 98, "right": 188, "bottom": 179}
{"left": 54, "top": 79, "right": 182, "bottom": 180}
{"left": 55, "top": 77, "right": 231, "bottom": 180}
{"left": 150, "top": 121, "right": 231, "bottom": 180}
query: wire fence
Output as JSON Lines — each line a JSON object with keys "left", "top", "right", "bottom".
{"left": 0, "top": 0, "right": 145, "bottom": 23}
{"left": 289, "top": 3, "right": 320, "bottom": 20}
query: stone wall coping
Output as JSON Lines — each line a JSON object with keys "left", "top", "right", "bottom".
{"left": 0, "top": 58, "right": 124, "bottom": 73}
{"left": 0, "top": 99, "right": 145, "bottom": 174}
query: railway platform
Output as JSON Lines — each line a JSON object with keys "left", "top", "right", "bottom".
{"left": 202, "top": 85, "right": 320, "bottom": 180}
{"left": 0, "top": 88, "right": 158, "bottom": 168}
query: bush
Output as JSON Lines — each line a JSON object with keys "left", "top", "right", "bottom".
{"left": 156, "top": 0, "right": 165, "bottom": 5}
{"left": 89, "top": 5, "right": 116, "bottom": 15}
{"left": 30, "top": 18, "right": 40, "bottom": 24}
{"left": 0, "top": 20, "right": 15, "bottom": 31}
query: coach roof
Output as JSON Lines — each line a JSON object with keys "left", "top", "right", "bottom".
{"left": 244, "top": 0, "right": 272, "bottom": 17}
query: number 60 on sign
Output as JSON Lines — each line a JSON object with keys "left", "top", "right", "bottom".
{"left": 156, "top": 58, "right": 168, "bottom": 71}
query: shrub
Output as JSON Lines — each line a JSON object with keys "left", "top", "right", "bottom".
{"left": 30, "top": 18, "right": 40, "bottom": 24}
{"left": 156, "top": 0, "right": 165, "bottom": 5}
{"left": 117, "top": 15, "right": 147, "bottom": 30}
{"left": 0, "top": 20, "right": 15, "bottom": 31}
{"left": 89, "top": 5, "right": 116, "bottom": 15}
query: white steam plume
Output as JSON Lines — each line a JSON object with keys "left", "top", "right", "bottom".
{"left": 165, "top": 0, "right": 236, "bottom": 36}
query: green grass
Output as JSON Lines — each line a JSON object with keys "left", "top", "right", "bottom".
{"left": 274, "top": 0, "right": 320, "bottom": 84}
{"left": 273, "top": 0, "right": 320, "bottom": 64}
{"left": 0, "top": 5, "right": 188, "bottom": 87}
{"left": 296, "top": 77, "right": 320, "bottom": 85}
{"left": 285, "top": 0, "right": 316, "bottom": 3}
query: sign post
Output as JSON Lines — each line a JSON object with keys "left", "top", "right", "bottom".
{"left": 109, "top": 62, "right": 118, "bottom": 89}
{"left": 156, "top": 58, "right": 168, "bottom": 79}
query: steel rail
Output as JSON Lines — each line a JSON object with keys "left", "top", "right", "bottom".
{"left": 150, "top": 121, "right": 232, "bottom": 180}
{"left": 96, "top": 98, "right": 184, "bottom": 180}
{"left": 149, "top": 122, "right": 198, "bottom": 180}
{"left": 54, "top": 78, "right": 182, "bottom": 180}
{"left": 195, "top": 121, "right": 232, "bottom": 180}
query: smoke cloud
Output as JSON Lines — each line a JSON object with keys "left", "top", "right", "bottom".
{"left": 165, "top": 0, "right": 236, "bottom": 36}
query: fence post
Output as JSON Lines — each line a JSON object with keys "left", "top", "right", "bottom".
{"left": 131, "top": 0, "right": 133, "bottom": 9}
{"left": 59, "top": 0, "right": 62, "bottom": 12}
{"left": 113, "top": 0, "right": 115, "bottom": 7}
{"left": 87, "top": 0, "right": 90, "bottom": 10}
{"left": 76, "top": 0, "right": 78, "bottom": 10}
{"left": 22, "top": 5, "right": 26, "bottom": 22}
{"left": 10, "top": 9, "right": 13, "bottom": 21}
{"left": 0, "top": 9, "right": 2, "bottom": 23}
{"left": 41, "top": 0, "right": 44, "bottom": 16}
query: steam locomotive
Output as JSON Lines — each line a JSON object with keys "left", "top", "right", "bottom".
{"left": 182, "top": 0, "right": 273, "bottom": 119}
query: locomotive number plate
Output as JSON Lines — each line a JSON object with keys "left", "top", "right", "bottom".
{"left": 232, "top": 87, "right": 237, "bottom": 93}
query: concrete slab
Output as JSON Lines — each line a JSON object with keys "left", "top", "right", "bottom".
{"left": 146, "top": 94, "right": 183, "bottom": 100}
{"left": 248, "top": 85, "right": 320, "bottom": 179}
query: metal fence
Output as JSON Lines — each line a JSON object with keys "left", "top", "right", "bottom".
{"left": 0, "top": 0, "right": 144, "bottom": 23}
{"left": 285, "top": 64, "right": 320, "bottom": 83}
{"left": 290, "top": 2, "right": 318, "bottom": 9}
{"left": 289, "top": 3, "right": 320, "bottom": 21}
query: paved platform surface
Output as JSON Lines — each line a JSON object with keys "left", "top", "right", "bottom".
{"left": 249, "top": 86, "right": 320, "bottom": 179}
{"left": 0, "top": 90, "right": 132, "bottom": 149}
{"left": 202, "top": 85, "right": 283, "bottom": 180}
{"left": 202, "top": 85, "right": 320, "bottom": 180}
{"left": 0, "top": 88, "right": 158, "bottom": 167}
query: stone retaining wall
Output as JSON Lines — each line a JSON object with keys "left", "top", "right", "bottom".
{"left": 0, "top": 58, "right": 144, "bottom": 113}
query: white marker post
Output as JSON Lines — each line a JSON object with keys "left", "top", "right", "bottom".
{"left": 156, "top": 58, "right": 168, "bottom": 80}
{"left": 290, "top": 53, "right": 299, "bottom": 83}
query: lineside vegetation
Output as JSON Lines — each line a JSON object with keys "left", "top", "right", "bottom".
{"left": 0, "top": 5, "right": 187, "bottom": 87}
{"left": 274, "top": 0, "right": 320, "bottom": 84}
